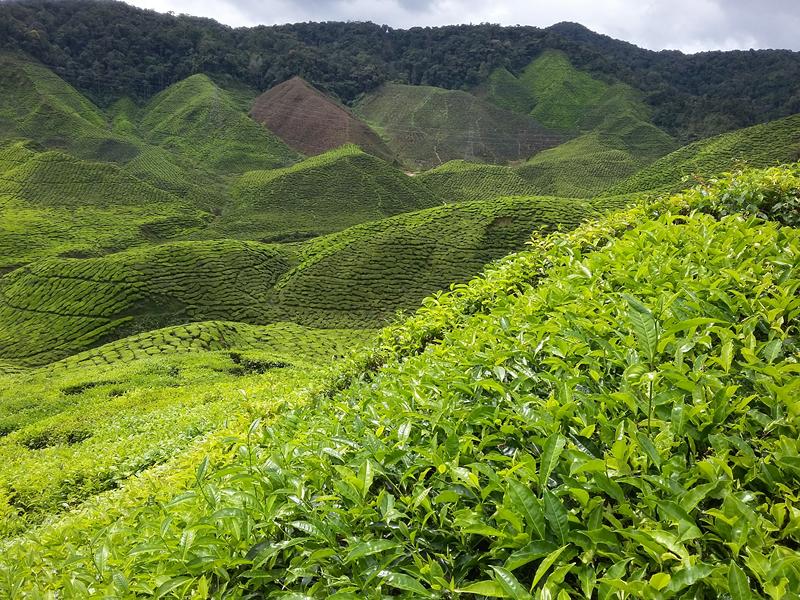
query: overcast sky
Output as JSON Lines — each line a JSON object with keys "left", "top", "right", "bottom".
{"left": 126, "top": 0, "right": 800, "bottom": 53}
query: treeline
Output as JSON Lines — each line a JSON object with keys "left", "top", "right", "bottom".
{"left": 2, "top": 0, "right": 800, "bottom": 141}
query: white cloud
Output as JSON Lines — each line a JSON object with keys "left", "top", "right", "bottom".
{"left": 126, "top": 0, "right": 800, "bottom": 52}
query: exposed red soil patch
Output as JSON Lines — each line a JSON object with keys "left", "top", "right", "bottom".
{"left": 250, "top": 77, "right": 394, "bottom": 161}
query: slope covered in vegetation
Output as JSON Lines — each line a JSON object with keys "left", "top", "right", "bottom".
{"left": 609, "top": 113, "right": 800, "bottom": 194}
{"left": 516, "top": 114, "right": 676, "bottom": 197}
{"left": 250, "top": 77, "right": 394, "bottom": 161}
{"left": 0, "top": 193, "right": 595, "bottom": 367}
{"left": 355, "top": 83, "right": 563, "bottom": 169}
{"left": 1, "top": 164, "right": 797, "bottom": 597}
{"left": 215, "top": 145, "right": 439, "bottom": 240}
{"left": 140, "top": 74, "right": 298, "bottom": 174}
{"left": 0, "top": 141, "right": 212, "bottom": 269}
{"left": 0, "top": 51, "right": 137, "bottom": 161}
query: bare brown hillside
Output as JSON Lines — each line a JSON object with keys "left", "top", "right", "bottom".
{"left": 250, "top": 77, "right": 394, "bottom": 161}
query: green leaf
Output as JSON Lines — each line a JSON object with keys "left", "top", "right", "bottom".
{"left": 543, "top": 490, "right": 569, "bottom": 544}
{"left": 491, "top": 566, "right": 533, "bottom": 600}
{"left": 539, "top": 434, "right": 565, "bottom": 488}
{"left": 379, "top": 571, "right": 430, "bottom": 596}
{"left": 155, "top": 576, "right": 192, "bottom": 598}
{"left": 346, "top": 540, "right": 401, "bottom": 563}
{"left": 504, "top": 541, "right": 559, "bottom": 571}
{"left": 728, "top": 562, "right": 752, "bottom": 600}
{"left": 636, "top": 432, "right": 662, "bottom": 469}
{"left": 506, "top": 481, "right": 546, "bottom": 539}
{"left": 649, "top": 573, "right": 671, "bottom": 590}
{"left": 626, "top": 294, "right": 658, "bottom": 364}
{"left": 531, "top": 545, "right": 568, "bottom": 589}
{"left": 457, "top": 580, "right": 511, "bottom": 597}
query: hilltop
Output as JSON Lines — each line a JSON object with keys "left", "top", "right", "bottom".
{"left": 250, "top": 77, "right": 394, "bottom": 161}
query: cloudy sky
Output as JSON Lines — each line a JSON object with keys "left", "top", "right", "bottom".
{"left": 126, "top": 0, "right": 800, "bottom": 53}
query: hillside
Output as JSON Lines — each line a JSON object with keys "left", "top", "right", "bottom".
{"left": 516, "top": 114, "right": 677, "bottom": 197}
{"left": 0, "top": 51, "right": 136, "bottom": 161}
{"left": 211, "top": 145, "right": 439, "bottom": 240}
{"left": 0, "top": 194, "right": 595, "bottom": 367}
{"left": 417, "top": 160, "right": 539, "bottom": 202}
{"left": 0, "top": 141, "right": 211, "bottom": 269}
{"left": 1, "top": 164, "right": 797, "bottom": 596}
{"left": 140, "top": 74, "right": 298, "bottom": 174}
{"left": 250, "top": 76, "right": 394, "bottom": 161}
{"left": 608, "top": 112, "right": 800, "bottom": 194}
{"left": 355, "top": 83, "right": 563, "bottom": 169}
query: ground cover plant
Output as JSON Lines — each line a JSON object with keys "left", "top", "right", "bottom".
{"left": 0, "top": 163, "right": 796, "bottom": 597}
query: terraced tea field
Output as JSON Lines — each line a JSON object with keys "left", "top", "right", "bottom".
{"left": 417, "top": 160, "right": 540, "bottom": 202}
{"left": 355, "top": 83, "right": 563, "bottom": 168}
{"left": 0, "top": 324, "right": 371, "bottom": 536}
{"left": 516, "top": 115, "right": 676, "bottom": 197}
{"left": 609, "top": 112, "right": 800, "bottom": 194}
{"left": 52, "top": 321, "right": 373, "bottom": 370}
{"left": 139, "top": 74, "right": 299, "bottom": 175}
{"left": 0, "top": 141, "right": 212, "bottom": 268}
{"left": 274, "top": 195, "right": 596, "bottom": 328}
{"left": 0, "top": 194, "right": 596, "bottom": 367}
{"left": 209, "top": 145, "right": 439, "bottom": 240}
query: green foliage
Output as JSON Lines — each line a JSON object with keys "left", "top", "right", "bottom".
{"left": 216, "top": 145, "right": 439, "bottom": 240}
{"left": 521, "top": 50, "right": 613, "bottom": 131}
{"left": 0, "top": 328, "right": 370, "bottom": 536}
{"left": 355, "top": 83, "right": 562, "bottom": 169}
{"left": 516, "top": 115, "right": 676, "bottom": 197}
{"left": 140, "top": 74, "right": 298, "bottom": 174}
{"left": 0, "top": 141, "right": 212, "bottom": 268}
{"left": 0, "top": 195, "right": 594, "bottom": 366}
{"left": 2, "top": 164, "right": 798, "bottom": 597}
{"left": 416, "top": 160, "right": 540, "bottom": 202}
{"left": 269, "top": 194, "right": 595, "bottom": 329}
{"left": 609, "top": 113, "right": 800, "bottom": 195}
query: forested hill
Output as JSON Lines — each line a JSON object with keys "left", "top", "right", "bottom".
{"left": 2, "top": 0, "right": 800, "bottom": 142}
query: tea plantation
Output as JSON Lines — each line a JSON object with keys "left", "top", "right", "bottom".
{"left": 1, "top": 29, "right": 799, "bottom": 600}
{"left": 355, "top": 83, "right": 563, "bottom": 168}
{"left": 0, "top": 164, "right": 797, "bottom": 597}
{"left": 0, "top": 195, "right": 596, "bottom": 366}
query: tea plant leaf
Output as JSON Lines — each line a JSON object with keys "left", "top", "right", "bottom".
{"left": 491, "top": 566, "right": 533, "bottom": 600}
{"left": 539, "top": 433, "right": 565, "bottom": 488}
{"left": 728, "top": 562, "right": 752, "bottom": 600}
{"left": 506, "top": 481, "right": 546, "bottom": 539}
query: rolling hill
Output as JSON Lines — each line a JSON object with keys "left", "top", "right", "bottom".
{"left": 480, "top": 50, "right": 677, "bottom": 196}
{"left": 0, "top": 140, "right": 211, "bottom": 269}
{"left": 355, "top": 83, "right": 563, "bottom": 169}
{"left": 210, "top": 145, "right": 439, "bottom": 241}
{"left": 608, "top": 112, "right": 800, "bottom": 194}
{"left": 139, "top": 74, "right": 299, "bottom": 174}
{"left": 0, "top": 51, "right": 138, "bottom": 162}
{"left": 1, "top": 163, "right": 797, "bottom": 596}
{"left": 0, "top": 194, "right": 596, "bottom": 367}
{"left": 250, "top": 76, "right": 394, "bottom": 161}
{"left": 516, "top": 114, "right": 677, "bottom": 197}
